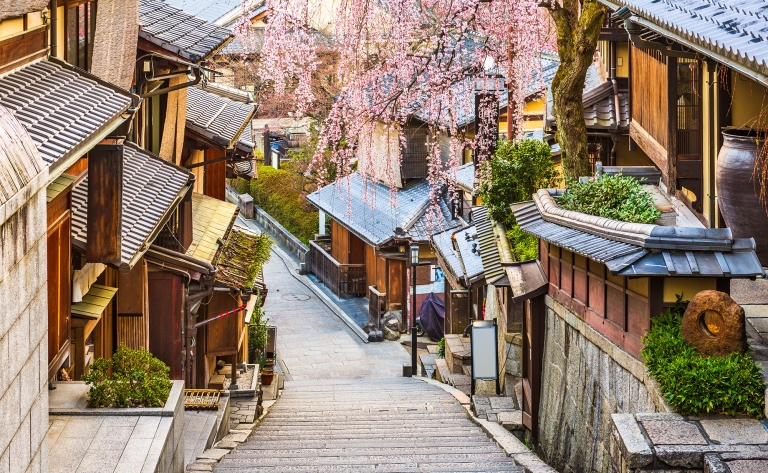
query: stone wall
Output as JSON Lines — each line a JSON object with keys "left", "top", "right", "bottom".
{"left": 0, "top": 188, "right": 49, "bottom": 472}
{"left": 537, "top": 296, "right": 671, "bottom": 473}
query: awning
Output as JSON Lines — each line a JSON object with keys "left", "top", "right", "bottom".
{"left": 71, "top": 284, "right": 118, "bottom": 320}
{"left": 504, "top": 260, "right": 549, "bottom": 301}
{"left": 0, "top": 58, "right": 137, "bottom": 181}
{"left": 187, "top": 192, "right": 239, "bottom": 265}
{"left": 139, "top": 0, "right": 233, "bottom": 62}
{"left": 71, "top": 143, "right": 193, "bottom": 272}
{"left": 46, "top": 174, "right": 76, "bottom": 203}
{"left": 186, "top": 85, "right": 257, "bottom": 150}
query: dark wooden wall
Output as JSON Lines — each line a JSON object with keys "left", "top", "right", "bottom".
{"left": 148, "top": 270, "right": 183, "bottom": 379}
{"left": 204, "top": 148, "right": 226, "bottom": 201}
{"left": 331, "top": 220, "right": 349, "bottom": 264}
{"left": 47, "top": 193, "right": 71, "bottom": 369}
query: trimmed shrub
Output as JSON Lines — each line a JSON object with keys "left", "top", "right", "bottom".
{"left": 557, "top": 174, "right": 661, "bottom": 224}
{"left": 234, "top": 165, "right": 319, "bottom": 244}
{"left": 82, "top": 346, "right": 172, "bottom": 408}
{"left": 642, "top": 301, "right": 765, "bottom": 417}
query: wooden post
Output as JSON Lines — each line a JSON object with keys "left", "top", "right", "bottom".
{"left": 666, "top": 56, "right": 678, "bottom": 192}
{"left": 87, "top": 142, "right": 123, "bottom": 264}
{"left": 263, "top": 126, "right": 270, "bottom": 166}
{"left": 72, "top": 324, "right": 86, "bottom": 380}
{"left": 178, "top": 186, "right": 193, "bottom": 250}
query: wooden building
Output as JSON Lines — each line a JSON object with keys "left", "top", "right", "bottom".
{"left": 512, "top": 187, "right": 763, "bottom": 436}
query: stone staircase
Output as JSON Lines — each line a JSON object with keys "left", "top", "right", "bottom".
{"left": 212, "top": 377, "right": 523, "bottom": 472}
{"left": 434, "top": 334, "right": 473, "bottom": 395}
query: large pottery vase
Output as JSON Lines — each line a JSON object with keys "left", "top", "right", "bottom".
{"left": 716, "top": 129, "right": 768, "bottom": 264}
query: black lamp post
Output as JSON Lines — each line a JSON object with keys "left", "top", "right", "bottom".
{"left": 409, "top": 245, "right": 420, "bottom": 377}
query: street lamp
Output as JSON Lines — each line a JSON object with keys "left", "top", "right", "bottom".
{"left": 409, "top": 245, "right": 420, "bottom": 377}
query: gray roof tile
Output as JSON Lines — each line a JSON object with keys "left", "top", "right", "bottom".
{"left": 431, "top": 227, "right": 467, "bottom": 283}
{"left": 71, "top": 143, "right": 192, "bottom": 270}
{"left": 307, "top": 173, "right": 461, "bottom": 246}
{"left": 456, "top": 162, "right": 474, "bottom": 193}
{"left": 474, "top": 206, "right": 505, "bottom": 283}
{"left": 186, "top": 85, "right": 257, "bottom": 150}
{"left": 0, "top": 59, "right": 133, "bottom": 171}
{"left": 606, "top": 0, "right": 768, "bottom": 80}
{"left": 163, "top": 0, "right": 241, "bottom": 23}
{"left": 454, "top": 225, "right": 483, "bottom": 281}
{"left": 140, "top": 0, "right": 233, "bottom": 62}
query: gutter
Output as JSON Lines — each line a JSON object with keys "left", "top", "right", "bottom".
{"left": 603, "top": 1, "right": 768, "bottom": 87}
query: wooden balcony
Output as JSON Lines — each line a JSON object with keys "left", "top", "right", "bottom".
{"left": 309, "top": 239, "right": 367, "bottom": 298}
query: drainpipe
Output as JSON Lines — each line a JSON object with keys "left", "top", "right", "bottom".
{"left": 49, "top": 0, "right": 57, "bottom": 58}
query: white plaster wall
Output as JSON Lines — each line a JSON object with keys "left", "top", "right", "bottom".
{"left": 0, "top": 189, "right": 49, "bottom": 473}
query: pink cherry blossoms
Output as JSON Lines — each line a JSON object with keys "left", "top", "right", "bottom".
{"left": 237, "top": 0, "right": 552, "bottom": 231}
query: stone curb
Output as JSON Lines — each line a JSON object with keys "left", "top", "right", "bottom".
{"left": 414, "top": 378, "right": 558, "bottom": 473}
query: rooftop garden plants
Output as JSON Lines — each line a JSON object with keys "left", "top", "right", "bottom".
{"left": 557, "top": 174, "right": 662, "bottom": 224}
{"left": 642, "top": 299, "right": 765, "bottom": 417}
{"left": 82, "top": 345, "right": 172, "bottom": 408}
{"left": 477, "top": 138, "right": 559, "bottom": 261}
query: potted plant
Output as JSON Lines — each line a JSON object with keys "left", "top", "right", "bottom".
{"left": 248, "top": 305, "right": 276, "bottom": 385}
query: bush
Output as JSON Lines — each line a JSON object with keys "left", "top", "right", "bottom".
{"left": 82, "top": 346, "right": 172, "bottom": 408}
{"left": 436, "top": 338, "right": 446, "bottom": 359}
{"left": 477, "top": 139, "right": 559, "bottom": 261}
{"left": 234, "top": 165, "right": 319, "bottom": 244}
{"left": 642, "top": 300, "right": 765, "bottom": 417}
{"left": 557, "top": 174, "right": 661, "bottom": 224}
{"left": 248, "top": 302, "right": 270, "bottom": 364}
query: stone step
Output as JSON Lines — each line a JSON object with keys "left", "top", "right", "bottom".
{"left": 220, "top": 453, "right": 512, "bottom": 466}
{"left": 235, "top": 439, "right": 500, "bottom": 450}
{"left": 221, "top": 445, "right": 505, "bottom": 457}
{"left": 213, "top": 463, "right": 525, "bottom": 473}
{"left": 257, "top": 419, "right": 472, "bottom": 427}
{"left": 239, "top": 432, "right": 493, "bottom": 441}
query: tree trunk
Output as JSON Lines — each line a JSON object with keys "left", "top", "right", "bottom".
{"left": 546, "top": 0, "right": 606, "bottom": 181}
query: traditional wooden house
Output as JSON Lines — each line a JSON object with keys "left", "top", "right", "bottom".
{"left": 511, "top": 186, "right": 762, "bottom": 447}
{"left": 182, "top": 83, "right": 258, "bottom": 200}
{"left": 594, "top": 1, "right": 768, "bottom": 234}
{"left": 307, "top": 171, "right": 461, "bottom": 331}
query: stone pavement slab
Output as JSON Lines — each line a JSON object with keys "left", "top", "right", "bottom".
{"left": 699, "top": 419, "right": 768, "bottom": 445}
{"left": 726, "top": 459, "right": 768, "bottom": 473}
{"left": 641, "top": 420, "right": 708, "bottom": 445}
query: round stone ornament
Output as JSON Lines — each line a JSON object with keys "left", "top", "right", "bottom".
{"left": 681, "top": 290, "right": 746, "bottom": 357}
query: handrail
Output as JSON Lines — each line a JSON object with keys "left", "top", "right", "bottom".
{"left": 309, "top": 240, "right": 365, "bottom": 268}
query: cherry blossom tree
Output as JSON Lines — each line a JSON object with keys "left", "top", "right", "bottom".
{"left": 236, "top": 0, "right": 552, "bottom": 213}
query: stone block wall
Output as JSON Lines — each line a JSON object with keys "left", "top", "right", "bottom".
{"left": 537, "top": 296, "right": 670, "bottom": 473}
{"left": 0, "top": 188, "right": 49, "bottom": 472}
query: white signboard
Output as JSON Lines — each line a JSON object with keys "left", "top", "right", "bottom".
{"left": 471, "top": 321, "right": 498, "bottom": 380}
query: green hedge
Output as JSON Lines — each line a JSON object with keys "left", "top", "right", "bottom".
{"left": 232, "top": 166, "right": 318, "bottom": 245}
{"left": 642, "top": 301, "right": 765, "bottom": 417}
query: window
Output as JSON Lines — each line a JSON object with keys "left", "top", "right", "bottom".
{"left": 65, "top": 1, "right": 97, "bottom": 71}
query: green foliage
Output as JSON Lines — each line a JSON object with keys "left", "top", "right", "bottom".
{"left": 506, "top": 224, "right": 539, "bottom": 261}
{"left": 436, "top": 338, "right": 446, "bottom": 359}
{"left": 477, "top": 139, "right": 558, "bottom": 261}
{"left": 557, "top": 174, "right": 662, "bottom": 224}
{"left": 82, "top": 345, "right": 172, "bottom": 408}
{"left": 478, "top": 138, "right": 559, "bottom": 225}
{"left": 642, "top": 300, "right": 765, "bottom": 417}
{"left": 244, "top": 233, "right": 272, "bottom": 287}
{"left": 234, "top": 165, "right": 319, "bottom": 244}
{"left": 248, "top": 302, "right": 270, "bottom": 364}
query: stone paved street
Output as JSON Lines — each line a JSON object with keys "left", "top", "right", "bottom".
{"left": 212, "top": 229, "right": 519, "bottom": 472}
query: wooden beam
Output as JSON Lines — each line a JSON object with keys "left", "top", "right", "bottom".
{"left": 629, "top": 120, "right": 668, "bottom": 184}
{"left": 87, "top": 142, "right": 123, "bottom": 264}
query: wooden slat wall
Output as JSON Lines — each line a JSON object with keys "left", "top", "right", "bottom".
{"left": 331, "top": 220, "right": 349, "bottom": 264}
{"left": 87, "top": 144, "right": 123, "bottom": 264}
{"left": 631, "top": 46, "right": 668, "bottom": 151}
{"left": 204, "top": 291, "right": 240, "bottom": 356}
{"left": 365, "top": 244, "right": 377, "bottom": 296}
{"left": 204, "top": 148, "right": 226, "bottom": 201}
{"left": 47, "top": 209, "right": 71, "bottom": 365}
{"left": 117, "top": 259, "right": 149, "bottom": 350}
{"left": 388, "top": 260, "right": 404, "bottom": 311}
{"left": 349, "top": 232, "right": 365, "bottom": 264}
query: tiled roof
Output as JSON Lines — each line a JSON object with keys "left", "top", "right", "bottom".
{"left": 0, "top": 59, "right": 133, "bottom": 174}
{"left": 456, "top": 162, "right": 474, "bottom": 193}
{"left": 307, "top": 172, "right": 461, "bottom": 246}
{"left": 216, "top": 227, "right": 271, "bottom": 290}
{"left": 186, "top": 86, "right": 257, "bottom": 149}
{"left": 71, "top": 143, "right": 193, "bottom": 271}
{"left": 162, "top": 0, "right": 241, "bottom": 23}
{"left": 187, "top": 192, "right": 239, "bottom": 264}
{"left": 220, "top": 26, "right": 264, "bottom": 56}
{"left": 513, "top": 200, "right": 764, "bottom": 277}
{"left": 408, "top": 192, "right": 461, "bottom": 243}
{"left": 199, "top": 82, "right": 253, "bottom": 103}
{"left": 454, "top": 225, "right": 484, "bottom": 282}
{"left": 139, "top": 0, "right": 233, "bottom": 62}
{"left": 547, "top": 80, "right": 629, "bottom": 130}
{"left": 431, "top": 227, "right": 466, "bottom": 285}
{"left": 474, "top": 206, "right": 505, "bottom": 284}
{"left": 603, "top": 0, "right": 768, "bottom": 81}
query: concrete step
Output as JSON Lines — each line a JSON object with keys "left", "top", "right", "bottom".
{"left": 215, "top": 465, "right": 523, "bottom": 473}
{"left": 235, "top": 439, "right": 500, "bottom": 449}
{"left": 220, "top": 446, "right": 505, "bottom": 457}
{"left": 221, "top": 453, "right": 512, "bottom": 466}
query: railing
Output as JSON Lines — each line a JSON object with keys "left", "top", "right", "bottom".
{"left": 309, "top": 239, "right": 367, "bottom": 298}
{"left": 369, "top": 286, "right": 386, "bottom": 330}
